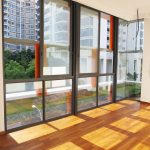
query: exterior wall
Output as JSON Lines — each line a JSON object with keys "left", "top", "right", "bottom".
{"left": 0, "top": 0, "right": 5, "bottom": 132}
{"left": 141, "top": 19, "right": 150, "bottom": 103}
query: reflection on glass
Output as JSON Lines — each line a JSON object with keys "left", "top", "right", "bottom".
{"left": 6, "top": 82, "right": 43, "bottom": 130}
{"left": 77, "top": 77, "right": 97, "bottom": 111}
{"left": 45, "top": 80, "right": 72, "bottom": 119}
{"left": 80, "top": 7, "right": 98, "bottom": 73}
{"left": 98, "top": 76, "right": 113, "bottom": 105}
{"left": 99, "top": 50, "right": 113, "bottom": 74}
{"left": 43, "top": 0, "right": 70, "bottom": 75}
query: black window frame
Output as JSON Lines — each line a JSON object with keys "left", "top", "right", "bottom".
{"left": 2, "top": 0, "right": 124, "bottom": 132}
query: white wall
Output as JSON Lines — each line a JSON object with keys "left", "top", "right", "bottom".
{"left": 0, "top": 0, "right": 5, "bottom": 132}
{"left": 73, "top": 0, "right": 150, "bottom": 21}
{"left": 141, "top": 18, "right": 150, "bottom": 103}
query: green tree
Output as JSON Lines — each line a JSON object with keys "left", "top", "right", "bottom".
{"left": 4, "top": 50, "right": 13, "bottom": 65}
{"left": 26, "top": 60, "right": 35, "bottom": 78}
{"left": 12, "top": 49, "right": 34, "bottom": 69}
{"left": 5, "top": 60, "right": 26, "bottom": 79}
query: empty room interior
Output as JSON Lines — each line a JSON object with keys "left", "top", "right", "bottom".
{"left": 0, "top": 0, "right": 150, "bottom": 149}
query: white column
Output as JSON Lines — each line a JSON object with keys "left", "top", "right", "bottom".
{"left": 141, "top": 18, "right": 150, "bottom": 103}
{"left": 0, "top": 0, "right": 5, "bottom": 132}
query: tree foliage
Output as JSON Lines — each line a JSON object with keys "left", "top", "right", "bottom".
{"left": 5, "top": 60, "right": 26, "bottom": 79}
{"left": 4, "top": 49, "right": 35, "bottom": 79}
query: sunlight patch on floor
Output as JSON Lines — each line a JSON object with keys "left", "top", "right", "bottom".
{"left": 48, "top": 116, "right": 85, "bottom": 130}
{"left": 130, "top": 142, "right": 150, "bottom": 150}
{"left": 132, "top": 109, "right": 150, "bottom": 120}
{"left": 119, "top": 100, "right": 138, "bottom": 105}
{"left": 82, "top": 127, "right": 128, "bottom": 149}
{"left": 9, "top": 124, "right": 56, "bottom": 144}
{"left": 101, "top": 103, "right": 125, "bottom": 111}
{"left": 81, "top": 108, "right": 110, "bottom": 118}
{"left": 48, "top": 142, "right": 83, "bottom": 150}
{"left": 111, "top": 117, "right": 148, "bottom": 133}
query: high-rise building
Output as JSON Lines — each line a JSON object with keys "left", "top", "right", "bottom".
{"left": 3, "top": 0, "right": 40, "bottom": 51}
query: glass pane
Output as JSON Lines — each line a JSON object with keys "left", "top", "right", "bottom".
{"left": 3, "top": 0, "right": 40, "bottom": 79}
{"left": 127, "top": 22, "right": 136, "bottom": 51}
{"left": 117, "top": 52, "right": 126, "bottom": 100}
{"left": 43, "top": 0, "right": 70, "bottom": 75}
{"left": 127, "top": 21, "right": 144, "bottom": 51}
{"left": 80, "top": 7, "right": 98, "bottom": 73}
{"left": 6, "top": 82, "right": 43, "bottom": 130}
{"left": 126, "top": 52, "right": 142, "bottom": 98}
{"left": 117, "top": 19, "right": 128, "bottom": 100}
{"left": 45, "top": 79, "right": 72, "bottom": 119}
{"left": 100, "top": 13, "right": 111, "bottom": 49}
{"left": 117, "top": 19, "right": 144, "bottom": 100}
{"left": 98, "top": 76, "right": 113, "bottom": 105}
{"left": 99, "top": 50, "right": 113, "bottom": 74}
{"left": 118, "top": 19, "right": 128, "bottom": 51}
{"left": 77, "top": 77, "right": 97, "bottom": 111}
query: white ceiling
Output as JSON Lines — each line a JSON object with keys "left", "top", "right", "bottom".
{"left": 73, "top": 0, "right": 150, "bottom": 21}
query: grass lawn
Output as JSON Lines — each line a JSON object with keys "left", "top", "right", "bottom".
{"left": 7, "top": 83, "right": 141, "bottom": 117}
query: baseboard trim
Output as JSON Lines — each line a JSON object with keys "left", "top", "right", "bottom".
{"left": 0, "top": 131, "right": 6, "bottom": 135}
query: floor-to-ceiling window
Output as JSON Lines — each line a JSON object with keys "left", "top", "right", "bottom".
{"left": 3, "top": 0, "right": 42, "bottom": 130}
{"left": 77, "top": 7, "right": 98, "bottom": 111}
{"left": 117, "top": 19, "right": 144, "bottom": 100}
{"left": 3, "top": 0, "right": 117, "bottom": 131}
{"left": 43, "top": 0, "right": 73, "bottom": 120}
{"left": 116, "top": 19, "right": 128, "bottom": 100}
{"left": 3, "top": 0, "right": 73, "bottom": 131}
{"left": 98, "top": 13, "right": 114, "bottom": 105}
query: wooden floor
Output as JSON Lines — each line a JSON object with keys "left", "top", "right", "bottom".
{"left": 0, "top": 100, "right": 150, "bottom": 150}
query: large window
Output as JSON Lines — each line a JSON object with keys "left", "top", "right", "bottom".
{"left": 6, "top": 82, "right": 43, "bottom": 130}
{"left": 43, "top": 0, "right": 70, "bottom": 76}
{"left": 100, "top": 13, "right": 114, "bottom": 74}
{"left": 117, "top": 19, "right": 144, "bottom": 100}
{"left": 98, "top": 13, "right": 114, "bottom": 105}
{"left": 117, "top": 19, "right": 127, "bottom": 100}
{"left": 80, "top": 7, "right": 98, "bottom": 74}
{"left": 77, "top": 7, "right": 99, "bottom": 112}
{"left": 3, "top": 1, "right": 119, "bottom": 131}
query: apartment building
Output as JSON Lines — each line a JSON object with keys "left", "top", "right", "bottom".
{"left": 3, "top": 0, "right": 40, "bottom": 51}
